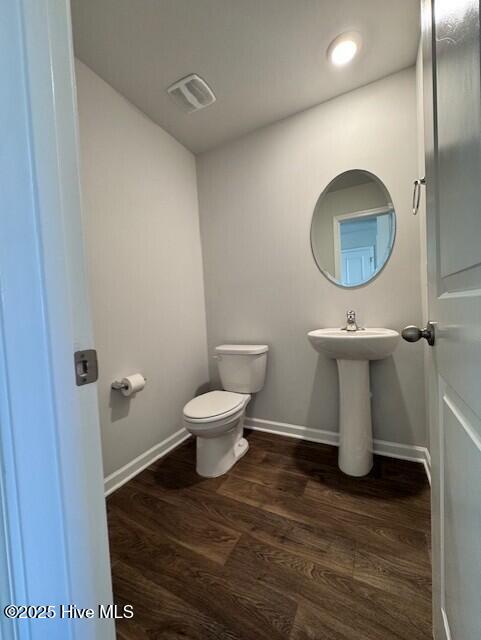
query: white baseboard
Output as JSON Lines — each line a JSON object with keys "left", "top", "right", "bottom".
{"left": 245, "top": 417, "right": 431, "bottom": 482}
{"left": 441, "top": 608, "right": 452, "bottom": 640}
{"left": 104, "top": 427, "right": 190, "bottom": 497}
{"left": 423, "top": 447, "right": 432, "bottom": 486}
{"left": 245, "top": 417, "right": 340, "bottom": 447}
{"left": 104, "top": 419, "right": 432, "bottom": 496}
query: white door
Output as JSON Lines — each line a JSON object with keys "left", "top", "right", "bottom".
{"left": 341, "top": 246, "right": 375, "bottom": 286}
{"left": 422, "top": 1, "right": 481, "bottom": 638}
{"left": 0, "top": 1, "right": 115, "bottom": 638}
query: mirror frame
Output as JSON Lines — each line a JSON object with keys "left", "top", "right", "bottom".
{"left": 310, "top": 169, "right": 396, "bottom": 288}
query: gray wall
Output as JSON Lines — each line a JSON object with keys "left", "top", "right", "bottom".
{"left": 197, "top": 67, "right": 427, "bottom": 447}
{"left": 76, "top": 61, "right": 209, "bottom": 477}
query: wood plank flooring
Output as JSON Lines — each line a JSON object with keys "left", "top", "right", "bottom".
{"left": 107, "top": 430, "right": 432, "bottom": 639}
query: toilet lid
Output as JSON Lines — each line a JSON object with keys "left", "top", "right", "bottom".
{"left": 183, "top": 391, "right": 245, "bottom": 420}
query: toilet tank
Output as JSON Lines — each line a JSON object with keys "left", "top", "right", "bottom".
{"left": 215, "top": 344, "right": 268, "bottom": 393}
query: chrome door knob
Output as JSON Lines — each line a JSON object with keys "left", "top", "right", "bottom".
{"left": 402, "top": 322, "right": 435, "bottom": 346}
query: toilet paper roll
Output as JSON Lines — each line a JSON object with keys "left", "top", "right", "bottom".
{"left": 120, "top": 373, "right": 146, "bottom": 397}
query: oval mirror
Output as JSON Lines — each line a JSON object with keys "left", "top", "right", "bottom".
{"left": 310, "top": 170, "right": 395, "bottom": 287}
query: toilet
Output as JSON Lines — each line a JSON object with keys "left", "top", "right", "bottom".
{"left": 183, "top": 344, "right": 268, "bottom": 477}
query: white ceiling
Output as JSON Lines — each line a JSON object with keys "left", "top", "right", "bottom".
{"left": 71, "top": 0, "right": 420, "bottom": 154}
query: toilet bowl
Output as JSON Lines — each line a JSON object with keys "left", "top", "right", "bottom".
{"left": 183, "top": 391, "right": 251, "bottom": 477}
{"left": 183, "top": 344, "right": 268, "bottom": 477}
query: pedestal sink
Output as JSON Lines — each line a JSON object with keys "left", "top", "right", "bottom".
{"left": 307, "top": 328, "right": 400, "bottom": 476}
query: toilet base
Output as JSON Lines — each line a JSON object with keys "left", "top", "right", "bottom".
{"left": 196, "top": 425, "right": 248, "bottom": 478}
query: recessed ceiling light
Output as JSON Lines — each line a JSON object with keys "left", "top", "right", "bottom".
{"left": 327, "top": 32, "right": 362, "bottom": 67}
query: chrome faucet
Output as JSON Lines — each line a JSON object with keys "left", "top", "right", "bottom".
{"left": 343, "top": 310, "right": 359, "bottom": 332}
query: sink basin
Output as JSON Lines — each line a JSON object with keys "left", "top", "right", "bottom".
{"left": 307, "top": 327, "right": 400, "bottom": 477}
{"left": 308, "top": 328, "right": 400, "bottom": 361}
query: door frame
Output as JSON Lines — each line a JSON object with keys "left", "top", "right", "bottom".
{"left": 421, "top": 3, "right": 445, "bottom": 638}
{"left": 422, "top": 1, "right": 481, "bottom": 638}
{"left": 0, "top": 1, "right": 115, "bottom": 638}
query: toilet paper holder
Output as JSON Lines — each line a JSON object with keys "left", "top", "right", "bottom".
{"left": 111, "top": 380, "right": 127, "bottom": 391}
{"left": 111, "top": 377, "right": 147, "bottom": 391}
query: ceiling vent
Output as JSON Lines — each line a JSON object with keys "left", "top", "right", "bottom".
{"left": 167, "top": 74, "right": 216, "bottom": 113}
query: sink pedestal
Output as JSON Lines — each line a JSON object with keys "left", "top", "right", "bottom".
{"left": 307, "top": 327, "right": 400, "bottom": 477}
{"left": 337, "top": 359, "right": 373, "bottom": 476}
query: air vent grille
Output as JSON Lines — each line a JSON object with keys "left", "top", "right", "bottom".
{"left": 167, "top": 74, "right": 216, "bottom": 112}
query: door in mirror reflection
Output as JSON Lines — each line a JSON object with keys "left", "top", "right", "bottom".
{"left": 310, "top": 170, "right": 395, "bottom": 287}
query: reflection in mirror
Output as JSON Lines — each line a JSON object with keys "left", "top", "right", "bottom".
{"left": 310, "top": 170, "right": 395, "bottom": 287}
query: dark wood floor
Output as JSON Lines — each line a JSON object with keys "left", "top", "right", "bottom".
{"left": 107, "top": 430, "right": 432, "bottom": 640}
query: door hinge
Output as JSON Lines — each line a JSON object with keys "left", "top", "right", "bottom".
{"left": 74, "top": 349, "right": 99, "bottom": 386}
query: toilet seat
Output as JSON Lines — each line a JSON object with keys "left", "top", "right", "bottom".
{"left": 183, "top": 390, "right": 249, "bottom": 424}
